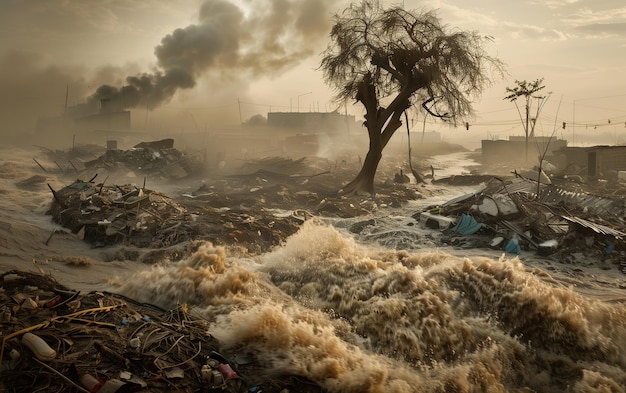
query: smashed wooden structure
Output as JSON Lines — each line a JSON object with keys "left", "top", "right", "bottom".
{"left": 418, "top": 176, "right": 626, "bottom": 273}
{"left": 37, "top": 139, "right": 203, "bottom": 181}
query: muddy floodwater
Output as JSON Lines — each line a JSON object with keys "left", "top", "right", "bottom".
{"left": 1, "top": 146, "right": 625, "bottom": 393}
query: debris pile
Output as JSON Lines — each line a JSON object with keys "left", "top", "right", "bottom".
{"left": 416, "top": 175, "right": 626, "bottom": 273}
{"left": 37, "top": 139, "right": 202, "bottom": 181}
{"left": 207, "top": 156, "right": 423, "bottom": 216}
{"left": 47, "top": 179, "right": 192, "bottom": 248}
{"left": 41, "top": 151, "right": 429, "bottom": 255}
{"left": 46, "top": 178, "right": 302, "bottom": 253}
{"left": 0, "top": 270, "right": 326, "bottom": 393}
{"left": 82, "top": 139, "right": 202, "bottom": 180}
{"left": 36, "top": 143, "right": 107, "bottom": 173}
{"left": 235, "top": 156, "right": 311, "bottom": 176}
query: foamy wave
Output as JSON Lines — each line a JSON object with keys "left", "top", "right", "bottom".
{"left": 114, "top": 220, "right": 626, "bottom": 392}
{"left": 115, "top": 242, "right": 267, "bottom": 313}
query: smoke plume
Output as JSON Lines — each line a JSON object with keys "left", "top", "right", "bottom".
{"left": 88, "top": 0, "right": 335, "bottom": 112}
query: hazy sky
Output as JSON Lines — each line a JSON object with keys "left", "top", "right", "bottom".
{"left": 1, "top": 0, "right": 625, "bottom": 146}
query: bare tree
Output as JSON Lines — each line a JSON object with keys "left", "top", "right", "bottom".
{"left": 504, "top": 78, "right": 548, "bottom": 162}
{"left": 320, "top": 0, "right": 503, "bottom": 195}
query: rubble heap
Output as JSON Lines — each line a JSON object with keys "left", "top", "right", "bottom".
{"left": 46, "top": 178, "right": 302, "bottom": 253}
{"left": 415, "top": 175, "right": 626, "bottom": 273}
{"left": 0, "top": 270, "right": 326, "bottom": 393}
{"left": 82, "top": 139, "right": 202, "bottom": 180}
{"left": 44, "top": 154, "right": 423, "bottom": 254}
{"left": 37, "top": 139, "right": 202, "bottom": 181}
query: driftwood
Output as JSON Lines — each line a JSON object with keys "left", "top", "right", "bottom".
{"left": 47, "top": 183, "right": 67, "bottom": 209}
{"left": 32, "top": 158, "right": 48, "bottom": 173}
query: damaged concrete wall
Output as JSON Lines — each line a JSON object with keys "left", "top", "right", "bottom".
{"left": 587, "top": 146, "right": 626, "bottom": 178}
{"left": 481, "top": 138, "right": 568, "bottom": 165}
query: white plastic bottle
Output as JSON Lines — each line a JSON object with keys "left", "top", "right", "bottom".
{"left": 21, "top": 332, "right": 57, "bottom": 361}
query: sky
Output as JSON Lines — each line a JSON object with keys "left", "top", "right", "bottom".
{"left": 1, "top": 0, "right": 626, "bottom": 148}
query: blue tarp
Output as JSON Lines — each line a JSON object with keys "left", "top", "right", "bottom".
{"left": 505, "top": 238, "right": 521, "bottom": 255}
{"left": 451, "top": 214, "right": 482, "bottom": 236}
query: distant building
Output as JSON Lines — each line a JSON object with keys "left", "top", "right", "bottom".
{"left": 541, "top": 145, "right": 626, "bottom": 179}
{"left": 38, "top": 99, "right": 131, "bottom": 132}
{"left": 266, "top": 111, "right": 359, "bottom": 134}
{"left": 258, "top": 111, "right": 362, "bottom": 157}
{"left": 35, "top": 99, "right": 132, "bottom": 148}
{"left": 548, "top": 146, "right": 589, "bottom": 171}
{"left": 73, "top": 111, "right": 131, "bottom": 132}
{"left": 586, "top": 146, "right": 626, "bottom": 178}
{"left": 481, "top": 136, "right": 568, "bottom": 165}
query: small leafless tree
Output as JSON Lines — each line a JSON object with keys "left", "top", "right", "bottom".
{"left": 504, "top": 78, "right": 548, "bottom": 162}
{"left": 320, "top": 0, "right": 504, "bottom": 195}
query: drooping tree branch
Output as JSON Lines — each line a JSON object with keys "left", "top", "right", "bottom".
{"left": 421, "top": 96, "right": 451, "bottom": 119}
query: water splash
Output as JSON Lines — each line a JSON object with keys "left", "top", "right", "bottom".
{"left": 115, "top": 220, "right": 626, "bottom": 392}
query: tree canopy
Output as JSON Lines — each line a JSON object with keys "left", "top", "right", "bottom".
{"left": 504, "top": 78, "right": 546, "bottom": 103}
{"left": 504, "top": 78, "right": 549, "bottom": 160}
{"left": 321, "top": 0, "right": 504, "bottom": 125}
{"left": 319, "top": 0, "right": 504, "bottom": 195}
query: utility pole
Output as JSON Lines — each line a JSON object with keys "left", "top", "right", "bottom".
{"left": 297, "top": 91, "right": 312, "bottom": 112}
{"left": 64, "top": 84, "right": 69, "bottom": 115}
{"left": 525, "top": 101, "right": 530, "bottom": 161}
{"left": 237, "top": 98, "right": 242, "bottom": 126}
{"left": 572, "top": 99, "right": 575, "bottom": 147}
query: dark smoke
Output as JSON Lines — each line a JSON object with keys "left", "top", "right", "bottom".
{"left": 88, "top": 0, "right": 336, "bottom": 112}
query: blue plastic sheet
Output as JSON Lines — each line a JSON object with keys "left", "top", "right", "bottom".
{"left": 451, "top": 214, "right": 482, "bottom": 236}
{"left": 505, "top": 238, "right": 521, "bottom": 255}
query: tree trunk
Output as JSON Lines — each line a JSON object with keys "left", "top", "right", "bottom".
{"left": 339, "top": 147, "right": 382, "bottom": 196}
{"left": 339, "top": 109, "right": 404, "bottom": 195}
{"left": 339, "top": 73, "right": 411, "bottom": 196}
{"left": 525, "top": 102, "right": 530, "bottom": 163}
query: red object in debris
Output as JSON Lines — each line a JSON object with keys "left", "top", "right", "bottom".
{"left": 79, "top": 373, "right": 103, "bottom": 392}
{"left": 218, "top": 363, "right": 238, "bottom": 380}
{"left": 43, "top": 295, "right": 62, "bottom": 308}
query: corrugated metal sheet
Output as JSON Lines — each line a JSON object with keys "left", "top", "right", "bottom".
{"left": 562, "top": 216, "right": 626, "bottom": 239}
{"left": 496, "top": 178, "right": 624, "bottom": 218}
{"left": 496, "top": 178, "right": 538, "bottom": 195}
{"left": 441, "top": 187, "right": 487, "bottom": 207}
{"left": 540, "top": 187, "right": 624, "bottom": 217}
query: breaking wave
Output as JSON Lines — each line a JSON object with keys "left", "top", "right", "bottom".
{"left": 115, "top": 220, "right": 626, "bottom": 392}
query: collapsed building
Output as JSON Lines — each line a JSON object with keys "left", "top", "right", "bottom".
{"left": 417, "top": 174, "right": 626, "bottom": 273}
{"left": 38, "top": 138, "right": 203, "bottom": 182}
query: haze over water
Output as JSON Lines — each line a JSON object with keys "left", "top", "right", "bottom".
{"left": 1, "top": 147, "right": 625, "bottom": 392}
